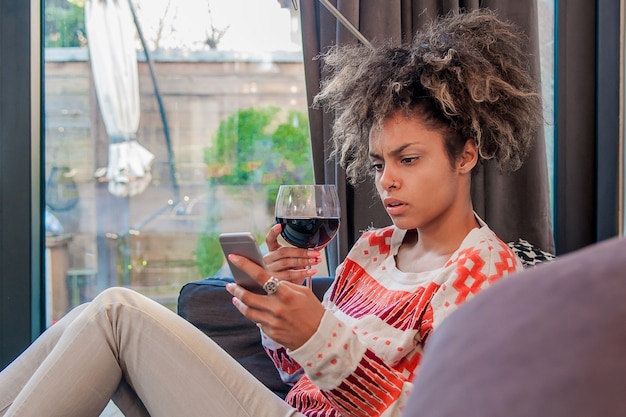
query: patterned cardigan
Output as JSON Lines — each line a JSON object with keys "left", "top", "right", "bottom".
{"left": 262, "top": 220, "right": 523, "bottom": 417}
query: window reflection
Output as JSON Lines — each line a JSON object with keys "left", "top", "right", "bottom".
{"left": 538, "top": 0, "right": 555, "bottom": 230}
{"left": 44, "top": 0, "right": 311, "bottom": 323}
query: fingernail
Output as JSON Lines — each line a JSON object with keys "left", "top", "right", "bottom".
{"left": 307, "top": 269, "right": 318, "bottom": 276}
{"left": 309, "top": 257, "right": 321, "bottom": 265}
{"left": 231, "top": 297, "right": 239, "bottom": 306}
{"left": 308, "top": 251, "right": 321, "bottom": 257}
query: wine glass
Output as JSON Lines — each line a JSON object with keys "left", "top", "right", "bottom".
{"left": 274, "top": 185, "right": 341, "bottom": 288}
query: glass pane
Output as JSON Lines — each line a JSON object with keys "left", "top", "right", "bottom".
{"left": 44, "top": 0, "right": 313, "bottom": 324}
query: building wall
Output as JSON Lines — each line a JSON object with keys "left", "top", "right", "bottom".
{"left": 44, "top": 49, "right": 308, "bottom": 304}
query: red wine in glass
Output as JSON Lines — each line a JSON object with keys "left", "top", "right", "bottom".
{"left": 275, "top": 217, "right": 340, "bottom": 249}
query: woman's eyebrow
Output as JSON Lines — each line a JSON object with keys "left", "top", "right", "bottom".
{"left": 369, "top": 143, "right": 415, "bottom": 160}
{"left": 389, "top": 143, "right": 413, "bottom": 156}
{"left": 368, "top": 151, "right": 381, "bottom": 160}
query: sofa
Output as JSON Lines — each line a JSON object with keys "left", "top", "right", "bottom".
{"left": 177, "top": 239, "right": 555, "bottom": 400}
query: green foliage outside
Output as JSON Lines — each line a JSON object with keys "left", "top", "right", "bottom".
{"left": 195, "top": 106, "right": 314, "bottom": 278}
{"left": 45, "top": 0, "right": 86, "bottom": 48}
{"left": 203, "top": 106, "right": 313, "bottom": 186}
{"left": 204, "top": 105, "right": 314, "bottom": 208}
{"left": 194, "top": 233, "right": 225, "bottom": 279}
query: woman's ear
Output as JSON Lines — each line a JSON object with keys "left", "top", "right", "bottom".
{"left": 458, "top": 139, "right": 478, "bottom": 174}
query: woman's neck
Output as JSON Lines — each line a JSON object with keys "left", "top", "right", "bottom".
{"left": 395, "top": 211, "right": 479, "bottom": 273}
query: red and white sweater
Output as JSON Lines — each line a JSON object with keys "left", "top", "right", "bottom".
{"left": 262, "top": 220, "right": 523, "bottom": 417}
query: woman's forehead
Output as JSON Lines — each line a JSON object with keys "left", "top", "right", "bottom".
{"left": 368, "top": 115, "right": 445, "bottom": 154}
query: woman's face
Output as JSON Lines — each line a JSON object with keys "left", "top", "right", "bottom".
{"left": 368, "top": 111, "right": 475, "bottom": 231}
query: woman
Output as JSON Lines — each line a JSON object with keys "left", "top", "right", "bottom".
{"left": 0, "top": 9, "right": 542, "bottom": 417}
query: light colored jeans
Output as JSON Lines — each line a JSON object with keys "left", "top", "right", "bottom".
{"left": 0, "top": 287, "right": 303, "bottom": 417}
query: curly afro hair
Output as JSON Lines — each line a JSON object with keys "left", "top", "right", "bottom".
{"left": 313, "top": 9, "right": 544, "bottom": 184}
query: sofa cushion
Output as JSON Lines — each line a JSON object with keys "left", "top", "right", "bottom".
{"left": 177, "top": 277, "right": 334, "bottom": 398}
{"left": 507, "top": 238, "right": 555, "bottom": 267}
{"left": 177, "top": 278, "right": 291, "bottom": 397}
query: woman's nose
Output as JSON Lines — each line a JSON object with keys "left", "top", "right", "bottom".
{"left": 379, "top": 168, "right": 398, "bottom": 190}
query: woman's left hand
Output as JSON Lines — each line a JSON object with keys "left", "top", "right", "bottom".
{"left": 225, "top": 253, "right": 325, "bottom": 350}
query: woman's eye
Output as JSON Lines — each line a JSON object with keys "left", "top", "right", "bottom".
{"left": 370, "top": 163, "right": 383, "bottom": 172}
{"left": 401, "top": 157, "right": 418, "bottom": 165}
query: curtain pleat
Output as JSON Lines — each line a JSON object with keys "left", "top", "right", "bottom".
{"left": 300, "top": 0, "right": 554, "bottom": 272}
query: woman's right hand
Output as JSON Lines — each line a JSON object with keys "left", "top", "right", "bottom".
{"left": 263, "top": 224, "right": 322, "bottom": 285}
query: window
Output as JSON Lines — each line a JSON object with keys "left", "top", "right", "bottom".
{"left": 43, "top": 0, "right": 313, "bottom": 323}
{"left": 1, "top": 0, "right": 563, "bottom": 369}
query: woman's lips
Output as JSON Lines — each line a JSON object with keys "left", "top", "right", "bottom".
{"left": 384, "top": 198, "right": 407, "bottom": 216}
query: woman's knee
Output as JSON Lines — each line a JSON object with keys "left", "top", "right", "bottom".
{"left": 92, "top": 286, "right": 146, "bottom": 308}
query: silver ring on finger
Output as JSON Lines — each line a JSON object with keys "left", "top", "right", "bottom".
{"left": 263, "top": 276, "right": 280, "bottom": 295}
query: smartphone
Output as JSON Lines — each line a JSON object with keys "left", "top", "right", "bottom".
{"left": 219, "top": 232, "right": 266, "bottom": 294}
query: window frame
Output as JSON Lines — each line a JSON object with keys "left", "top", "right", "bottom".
{"left": 0, "top": 0, "right": 45, "bottom": 368}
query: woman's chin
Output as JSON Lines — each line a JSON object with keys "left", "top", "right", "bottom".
{"left": 389, "top": 217, "right": 418, "bottom": 231}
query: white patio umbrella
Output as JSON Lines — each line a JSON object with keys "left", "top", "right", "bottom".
{"left": 85, "top": 0, "right": 154, "bottom": 197}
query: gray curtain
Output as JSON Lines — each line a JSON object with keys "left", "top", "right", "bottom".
{"left": 300, "top": 0, "right": 554, "bottom": 272}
